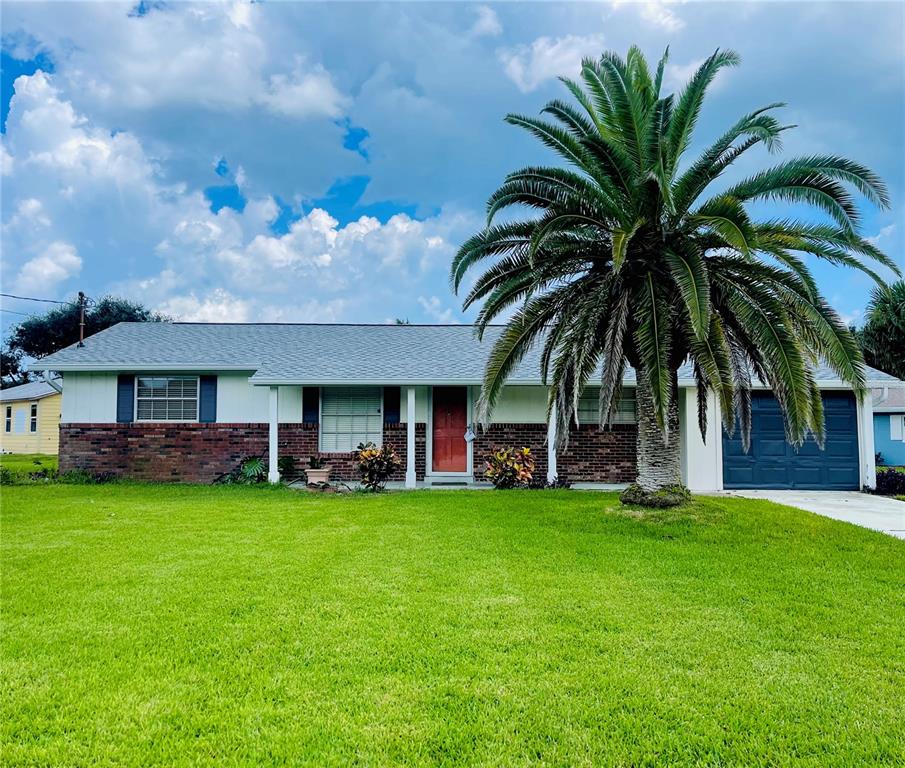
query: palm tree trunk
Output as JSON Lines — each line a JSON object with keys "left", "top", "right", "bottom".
{"left": 634, "top": 368, "right": 682, "bottom": 491}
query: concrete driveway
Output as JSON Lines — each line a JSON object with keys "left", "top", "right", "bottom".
{"left": 724, "top": 490, "right": 905, "bottom": 539}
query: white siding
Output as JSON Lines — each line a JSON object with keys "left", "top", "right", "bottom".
{"left": 479, "top": 385, "right": 548, "bottom": 424}
{"left": 399, "top": 386, "right": 429, "bottom": 423}
{"left": 216, "top": 374, "right": 302, "bottom": 423}
{"left": 61, "top": 372, "right": 118, "bottom": 423}
{"left": 277, "top": 386, "right": 303, "bottom": 423}
{"left": 680, "top": 387, "right": 722, "bottom": 492}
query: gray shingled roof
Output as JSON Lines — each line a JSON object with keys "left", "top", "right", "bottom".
{"left": 873, "top": 387, "right": 905, "bottom": 411}
{"left": 0, "top": 379, "right": 61, "bottom": 402}
{"left": 30, "top": 322, "right": 905, "bottom": 387}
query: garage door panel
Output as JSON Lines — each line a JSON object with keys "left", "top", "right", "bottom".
{"left": 758, "top": 414, "right": 786, "bottom": 432}
{"left": 723, "top": 440, "right": 748, "bottom": 457}
{"left": 760, "top": 439, "right": 787, "bottom": 456}
{"left": 756, "top": 465, "right": 792, "bottom": 484}
{"left": 723, "top": 392, "right": 859, "bottom": 490}
{"left": 826, "top": 413, "right": 855, "bottom": 431}
{"left": 790, "top": 466, "right": 821, "bottom": 485}
{"left": 825, "top": 439, "right": 857, "bottom": 457}
{"left": 724, "top": 466, "right": 755, "bottom": 485}
{"left": 830, "top": 467, "right": 860, "bottom": 486}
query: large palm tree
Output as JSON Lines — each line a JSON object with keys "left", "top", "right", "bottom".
{"left": 451, "top": 47, "right": 898, "bottom": 497}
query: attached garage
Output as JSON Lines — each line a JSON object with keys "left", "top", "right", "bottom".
{"left": 722, "top": 391, "right": 860, "bottom": 490}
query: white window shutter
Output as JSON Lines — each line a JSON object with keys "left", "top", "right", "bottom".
{"left": 891, "top": 415, "right": 904, "bottom": 441}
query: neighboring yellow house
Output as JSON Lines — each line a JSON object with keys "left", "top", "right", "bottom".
{"left": 1, "top": 379, "right": 62, "bottom": 455}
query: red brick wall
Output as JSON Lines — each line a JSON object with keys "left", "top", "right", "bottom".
{"left": 59, "top": 423, "right": 269, "bottom": 483}
{"left": 277, "top": 423, "right": 427, "bottom": 481}
{"left": 472, "top": 423, "right": 637, "bottom": 484}
{"left": 59, "top": 421, "right": 428, "bottom": 483}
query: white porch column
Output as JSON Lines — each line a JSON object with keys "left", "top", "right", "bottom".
{"left": 682, "top": 387, "right": 722, "bottom": 492}
{"left": 858, "top": 393, "right": 876, "bottom": 490}
{"left": 268, "top": 385, "right": 280, "bottom": 483}
{"left": 405, "top": 386, "right": 417, "bottom": 488}
{"left": 547, "top": 400, "right": 558, "bottom": 484}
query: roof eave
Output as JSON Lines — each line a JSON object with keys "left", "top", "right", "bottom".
{"left": 29, "top": 363, "right": 259, "bottom": 373}
{"left": 0, "top": 391, "right": 59, "bottom": 403}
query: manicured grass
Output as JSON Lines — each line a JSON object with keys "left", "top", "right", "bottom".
{"left": 0, "top": 453, "right": 57, "bottom": 474}
{"left": 3, "top": 485, "right": 903, "bottom": 766}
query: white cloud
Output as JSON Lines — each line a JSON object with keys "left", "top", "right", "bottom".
{"left": 610, "top": 1, "right": 685, "bottom": 32}
{"left": 639, "top": 1, "right": 685, "bottom": 32}
{"left": 0, "top": 141, "right": 13, "bottom": 176}
{"left": 157, "top": 289, "right": 250, "bottom": 322}
{"left": 1, "top": 67, "right": 476, "bottom": 324}
{"left": 3, "top": 3, "right": 347, "bottom": 121}
{"left": 498, "top": 34, "right": 605, "bottom": 93}
{"left": 418, "top": 295, "right": 458, "bottom": 324}
{"left": 211, "top": 207, "right": 458, "bottom": 294}
{"left": 5, "top": 198, "right": 51, "bottom": 230}
{"left": 471, "top": 6, "right": 502, "bottom": 38}
{"left": 153, "top": 287, "right": 349, "bottom": 324}
{"left": 15, "top": 241, "right": 82, "bottom": 293}
{"left": 259, "top": 59, "right": 348, "bottom": 119}
{"left": 227, "top": 1, "right": 254, "bottom": 30}
{"left": 866, "top": 223, "right": 896, "bottom": 246}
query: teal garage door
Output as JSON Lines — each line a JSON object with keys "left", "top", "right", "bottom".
{"left": 722, "top": 392, "right": 860, "bottom": 490}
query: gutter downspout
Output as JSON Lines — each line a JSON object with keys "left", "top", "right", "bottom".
{"left": 42, "top": 373, "right": 62, "bottom": 393}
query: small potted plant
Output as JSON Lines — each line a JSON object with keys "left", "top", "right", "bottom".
{"left": 305, "top": 454, "right": 332, "bottom": 485}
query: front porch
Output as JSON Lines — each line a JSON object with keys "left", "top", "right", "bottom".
{"left": 263, "top": 384, "right": 566, "bottom": 488}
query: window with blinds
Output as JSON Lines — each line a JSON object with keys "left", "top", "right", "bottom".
{"left": 320, "top": 386, "right": 383, "bottom": 452}
{"left": 136, "top": 376, "right": 199, "bottom": 421}
{"left": 577, "top": 387, "right": 637, "bottom": 425}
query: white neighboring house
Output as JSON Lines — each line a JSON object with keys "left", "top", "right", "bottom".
{"left": 30, "top": 322, "right": 904, "bottom": 488}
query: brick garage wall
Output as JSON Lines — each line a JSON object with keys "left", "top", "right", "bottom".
{"left": 559, "top": 424, "right": 637, "bottom": 483}
{"left": 60, "top": 421, "right": 428, "bottom": 483}
{"left": 472, "top": 423, "right": 637, "bottom": 484}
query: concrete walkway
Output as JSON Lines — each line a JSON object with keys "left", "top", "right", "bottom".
{"left": 724, "top": 490, "right": 905, "bottom": 539}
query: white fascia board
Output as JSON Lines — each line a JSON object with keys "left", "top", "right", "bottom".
{"left": 249, "top": 377, "right": 648, "bottom": 387}
{"left": 250, "top": 377, "right": 504, "bottom": 386}
{"left": 0, "top": 392, "right": 57, "bottom": 404}
{"left": 29, "top": 363, "right": 258, "bottom": 372}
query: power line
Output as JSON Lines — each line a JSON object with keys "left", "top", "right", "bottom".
{"left": 0, "top": 292, "right": 71, "bottom": 305}
{"left": 0, "top": 309, "right": 33, "bottom": 316}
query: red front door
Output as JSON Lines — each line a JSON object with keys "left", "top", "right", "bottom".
{"left": 432, "top": 387, "right": 467, "bottom": 472}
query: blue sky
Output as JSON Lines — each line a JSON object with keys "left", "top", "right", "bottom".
{"left": 1, "top": 1, "right": 902, "bottom": 329}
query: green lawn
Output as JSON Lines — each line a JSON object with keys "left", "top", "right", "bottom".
{"left": 0, "top": 453, "right": 57, "bottom": 474}
{"left": 2, "top": 486, "right": 903, "bottom": 766}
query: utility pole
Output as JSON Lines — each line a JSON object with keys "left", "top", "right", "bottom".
{"left": 77, "top": 291, "right": 86, "bottom": 347}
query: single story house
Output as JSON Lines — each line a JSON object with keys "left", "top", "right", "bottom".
{"left": 872, "top": 386, "right": 905, "bottom": 467}
{"left": 0, "top": 378, "right": 62, "bottom": 455}
{"left": 31, "top": 322, "right": 903, "bottom": 490}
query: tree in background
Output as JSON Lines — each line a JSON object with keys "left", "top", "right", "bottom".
{"left": 2, "top": 296, "right": 168, "bottom": 387}
{"left": 0, "top": 346, "right": 28, "bottom": 389}
{"left": 451, "top": 47, "right": 897, "bottom": 504}
{"left": 856, "top": 281, "right": 905, "bottom": 380}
